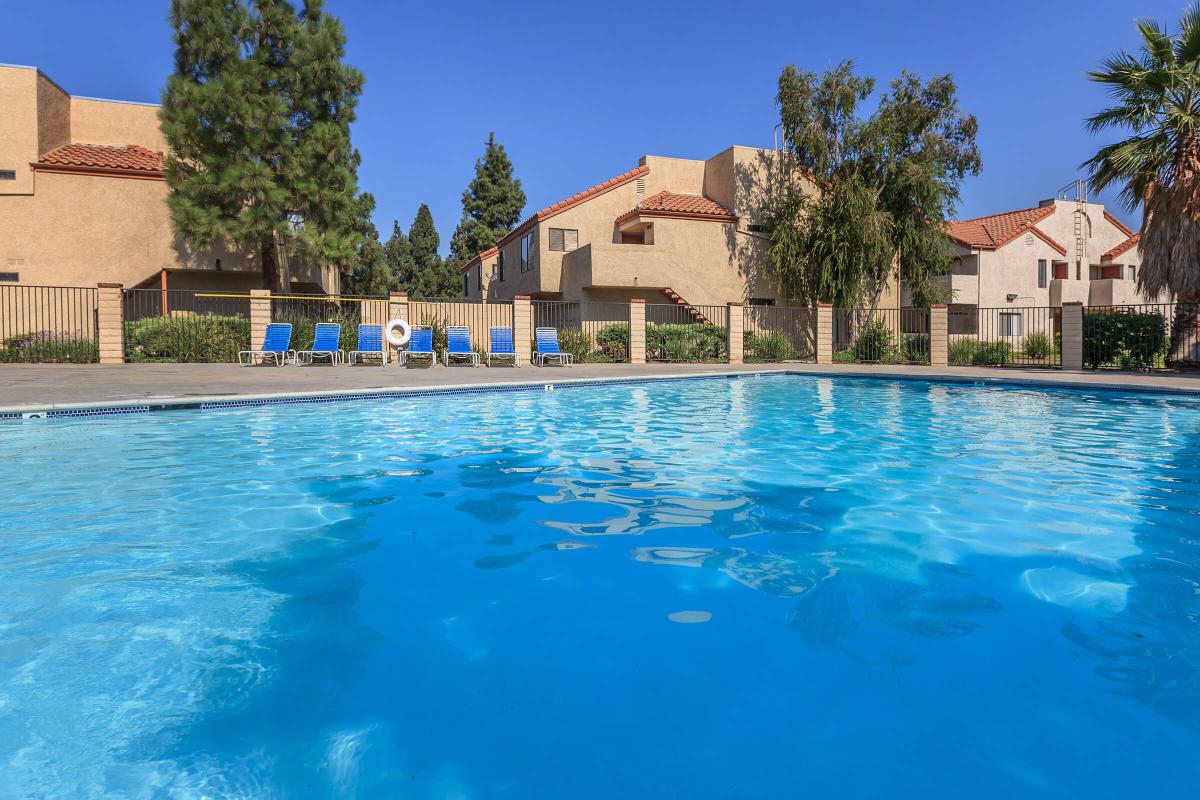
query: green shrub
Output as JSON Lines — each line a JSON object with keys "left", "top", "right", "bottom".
{"left": 948, "top": 338, "right": 979, "bottom": 366}
{"left": 1022, "top": 331, "right": 1053, "bottom": 360}
{"left": 850, "top": 318, "right": 896, "bottom": 362}
{"left": 646, "top": 323, "right": 726, "bottom": 362}
{"left": 0, "top": 332, "right": 98, "bottom": 363}
{"left": 595, "top": 323, "right": 629, "bottom": 361}
{"left": 831, "top": 349, "right": 857, "bottom": 363}
{"left": 745, "top": 329, "right": 797, "bottom": 362}
{"left": 1083, "top": 311, "right": 1168, "bottom": 369}
{"left": 555, "top": 328, "right": 592, "bottom": 363}
{"left": 125, "top": 314, "right": 250, "bottom": 362}
{"left": 972, "top": 340, "right": 1013, "bottom": 366}
{"left": 900, "top": 333, "right": 930, "bottom": 363}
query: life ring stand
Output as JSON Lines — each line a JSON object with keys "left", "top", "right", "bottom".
{"left": 384, "top": 318, "right": 412, "bottom": 347}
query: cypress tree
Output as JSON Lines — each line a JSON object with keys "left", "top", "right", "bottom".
{"left": 448, "top": 132, "right": 526, "bottom": 265}
{"left": 383, "top": 221, "right": 412, "bottom": 293}
{"left": 342, "top": 194, "right": 391, "bottom": 295}
{"left": 407, "top": 204, "right": 447, "bottom": 298}
{"left": 161, "top": 0, "right": 366, "bottom": 293}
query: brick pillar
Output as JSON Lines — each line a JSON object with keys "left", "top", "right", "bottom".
{"left": 513, "top": 295, "right": 532, "bottom": 365}
{"left": 816, "top": 304, "right": 833, "bottom": 364}
{"left": 629, "top": 298, "right": 646, "bottom": 364}
{"left": 96, "top": 283, "right": 124, "bottom": 364}
{"left": 1061, "top": 301, "right": 1083, "bottom": 370}
{"left": 727, "top": 302, "right": 744, "bottom": 364}
{"left": 250, "top": 289, "right": 271, "bottom": 350}
{"left": 929, "top": 304, "right": 948, "bottom": 367}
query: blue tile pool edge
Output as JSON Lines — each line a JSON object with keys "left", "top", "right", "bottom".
{"left": 3, "top": 367, "right": 1199, "bottom": 421}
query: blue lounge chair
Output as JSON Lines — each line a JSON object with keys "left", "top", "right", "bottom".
{"left": 347, "top": 324, "right": 387, "bottom": 366}
{"left": 444, "top": 325, "right": 479, "bottom": 366}
{"left": 238, "top": 322, "right": 294, "bottom": 366}
{"left": 534, "top": 327, "right": 573, "bottom": 366}
{"left": 487, "top": 326, "right": 519, "bottom": 366}
{"left": 399, "top": 327, "right": 435, "bottom": 367}
{"left": 295, "top": 322, "right": 343, "bottom": 366}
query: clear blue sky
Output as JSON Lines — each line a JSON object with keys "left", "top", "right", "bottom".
{"left": 2, "top": 0, "right": 1178, "bottom": 252}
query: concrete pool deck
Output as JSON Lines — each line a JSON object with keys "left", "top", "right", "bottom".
{"left": 2, "top": 362, "right": 1200, "bottom": 416}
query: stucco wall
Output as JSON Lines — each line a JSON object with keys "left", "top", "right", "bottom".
{"left": 0, "top": 66, "right": 39, "bottom": 196}
{"left": 70, "top": 97, "right": 166, "bottom": 153}
{"left": 0, "top": 170, "right": 250, "bottom": 288}
{"left": 36, "top": 73, "right": 71, "bottom": 159}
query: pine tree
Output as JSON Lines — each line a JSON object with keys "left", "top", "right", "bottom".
{"left": 407, "top": 204, "right": 449, "bottom": 298}
{"left": 448, "top": 132, "right": 526, "bottom": 266}
{"left": 383, "top": 221, "right": 412, "bottom": 293}
{"left": 161, "top": 0, "right": 366, "bottom": 293}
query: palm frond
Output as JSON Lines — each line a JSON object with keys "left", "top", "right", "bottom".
{"left": 1175, "top": 2, "right": 1200, "bottom": 63}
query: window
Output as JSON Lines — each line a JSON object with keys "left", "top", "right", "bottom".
{"left": 1037, "top": 259, "right": 1047, "bottom": 289}
{"left": 1128, "top": 265, "right": 1136, "bottom": 281}
{"left": 548, "top": 228, "right": 578, "bottom": 252}
{"left": 0, "top": 272, "right": 18, "bottom": 282}
{"left": 0, "top": 170, "right": 15, "bottom": 180}
{"left": 747, "top": 224, "right": 773, "bottom": 234}
{"left": 496, "top": 250, "right": 505, "bottom": 281}
{"left": 748, "top": 298, "right": 775, "bottom": 306}
{"left": 520, "top": 232, "right": 534, "bottom": 272}
{"left": 463, "top": 272, "right": 470, "bottom": 296}
{"left": 999, "top": 312, "right": 1022, "bottom": 337}
{"left": 476, "top": 265, "right": 483, "bottom": 291}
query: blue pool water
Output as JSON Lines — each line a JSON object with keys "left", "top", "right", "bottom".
{"left": 1, "top": 374, "right": 1199, "bottom": 798}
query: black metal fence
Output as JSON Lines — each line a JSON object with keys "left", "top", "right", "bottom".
{"left": 832, "top": 307, "right": 930, "bottom": 364}
{"left": 532, "top": 301, "right": 630, "bottom": 362}
{"left": 123, "top": 289, "right": 251, "bottom": 362}
{"left": 948, "top": 306, "right": 1061, "bottom": 368}
{"left": 1083, "top": 303, "right": 1200, "bottom": 370}
{"left": 743, "top": 305, "right": 815, "bottom": 362}
{"left": 0, "top": 284, "right": 98, "bottom": 363}
{"left": 645, "top": 303, "right": 728, "bottom": 362}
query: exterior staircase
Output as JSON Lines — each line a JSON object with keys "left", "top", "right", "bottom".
{"left": 660, "top": 288, "right": 712, "bottom": 324}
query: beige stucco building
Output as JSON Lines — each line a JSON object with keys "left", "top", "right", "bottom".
{"left": 943, "top": 193, "right": 1147, "bottom": 331}
{"left": 0, "top": 64, "right": 336, "bottom": 294}
{"left": 459, "top": 146, "right": 900, "bottom": 313}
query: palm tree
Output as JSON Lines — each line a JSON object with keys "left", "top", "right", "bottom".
{"left": 1084, "top": 5, "right": 1200, "bottom": 363}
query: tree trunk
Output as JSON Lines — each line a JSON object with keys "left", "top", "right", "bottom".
{"left": 1169, "top": 298, "right": 1200, "bottom": 367}
{"left": 260, "top": 236, "right": 292, "bottom": 294}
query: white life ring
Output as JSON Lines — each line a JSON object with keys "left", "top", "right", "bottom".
{"left": 384, "top": 318, "right": 412, "bottom": 347}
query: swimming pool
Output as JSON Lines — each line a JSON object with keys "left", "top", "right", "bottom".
{"left": 1, "top": 374, "right": 1198, "bottom": 797}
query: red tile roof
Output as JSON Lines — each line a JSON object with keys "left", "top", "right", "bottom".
{"left": 497, "top": 165, "right": 650, "bottom": 248}
{"left": 617, "top": 191, "right": 735, "bottom": 224}
{"left": 946, "top": 205, "right": 1062, "bottom": 250}
{"left": 1103, "top": 234, "right": 1140, "bottom": 261}
{"left": 462, "top": 245, "right": 498, "bottom": 272}
{"left": 33, "top": 143, "right": 165, "bottom": 178}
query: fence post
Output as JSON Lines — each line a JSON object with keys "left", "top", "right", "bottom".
{"left": 513, "top": 295, "right": 532, "bottom": 365}
{"left": 250, "top": 289, "right": 271, "bottom": 351}
{"left": 1062, "top": 302, "right": 1084, "bottom": 370}
{"left": 96, "top": 283, "right": 125, "bottom": 364}
{"left": 930, "top": 304, "right": 948, "bottom": 367}
{"left": 727, "top": 302, "right": 744, "bottom": 364}
{"left": 816, "top": 304, "right": 833, "bottom": 364}
{"left": 629, "top": 298, "right": 646, "bottom": 364}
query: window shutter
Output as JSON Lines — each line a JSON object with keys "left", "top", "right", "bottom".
{"left": 564, "top": 229, "right": 579, "bottom": 252}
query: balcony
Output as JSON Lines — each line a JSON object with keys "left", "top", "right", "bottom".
{"left": 561, "top": 242, "right": 678, "bottom": 293}
{"left": 1050, "top": 278, "right": 1089, "bottom": 307}
{"left": 937, "top": 273, "right": 978, "bottom": 305}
